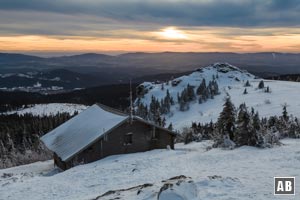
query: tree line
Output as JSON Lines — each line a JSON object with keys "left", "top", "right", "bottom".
{"left": 135, "top": 77, "right": 220, "bottom": 126}
{"left": 183, "top": 97, "right": 300, "bottom": 148}
{"left": 0, "top": 113, "right": 74, "bottom": 168}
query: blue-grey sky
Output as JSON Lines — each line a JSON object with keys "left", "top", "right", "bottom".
{"left": 1, "top": 0, "right": 300, "bottom": 53}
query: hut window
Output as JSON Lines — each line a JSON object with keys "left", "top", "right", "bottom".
{"left": 87, "top": 146, "right": 93, "bottom": 152}
{"left": 124, "top": 132, "right": 133, "bottom": 145}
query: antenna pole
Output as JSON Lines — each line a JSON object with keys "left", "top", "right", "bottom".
{"left": 130, "top": 79, "right": 133, "bottom": 124}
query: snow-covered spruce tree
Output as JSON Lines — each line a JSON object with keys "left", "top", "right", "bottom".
{"left": 187, "top": 84, "right": 196, "bottom": 101}
{"left": 183, "top": 124, "right": 203, "bottom": 144}
{"left": 265, "top": 86, "right": 270, "bottom": 93}
{"left": 161, "top": 117, "right": 166, "bottom": 127}
{"left": 153, "top": 109, "right": 163, "bottom": 126}
{"left": 160, "top": 99, "right": 167, "bottom": 114}
{"left": 216, "top": 97, "right": 236, "bottom": 143}
{"left": 167, "top": 123, "right": 173, "bottom": 131}
{"left": 165, "top": 89, "right": 174, "bottom": 105}
{"left": 208, "top": 80, "right": 219, "bottom": 96}
{"left": 243, "top": 88, "right": 248, "bottom": 94}
{"left": 252, "top": 111, "right": 260, "bottom": 131}
{"left": 179, "top": 88, "right": 190, "bottom": 111}
{"left": 258, "top": 80, "right": 265, "bottom": 89}
{"left": 288, "top": 118, "right": 300, "bottom": 138}
{"left": 198, "top": 96, "right": 203, "bottom": 104}
{"left": 282, "top": 104, "right": 289, "bottom": 122}
{"left": 136, "top": 103, "right": 149, "bottom": 120}
{"left": 214, "top": 80, "right": 220, "bottom": 94}
{"left": 234, "top": 103, "right": 257, "bottom": 146}
{"left": 244, "top": 80, "right": 251, "bottom": 87}
{"left": 149, "top": 95, "right": 161, "bottom": 121}
{"left": 196, "top": 78, "right": 206, "bottom": 96}
{"left": 177, "top": 92, "right": 181, "bottom": 103}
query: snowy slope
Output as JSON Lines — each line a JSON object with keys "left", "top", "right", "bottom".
{"left": 1, "top": 139, "right": 300, "bottom": 200}
{"left": 137, "top": 63, "right": 300, "bottom": 130}
{"left": 3, "top": 103, "right": 88, "bottom": 116}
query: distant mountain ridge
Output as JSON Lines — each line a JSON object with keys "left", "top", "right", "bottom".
{"left": 1, "top": 52, "right": 300, "bottom": 74}
{"left": 1, "top": 52, "right": 300, "bottom": 92}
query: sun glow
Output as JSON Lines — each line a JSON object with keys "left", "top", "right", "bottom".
{"left": 159, "top": 27, "right": 188, "bottom": 40}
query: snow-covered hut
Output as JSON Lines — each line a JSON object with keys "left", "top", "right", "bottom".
{"left": 41, "top": 104, "right": 176, "bottom": 170}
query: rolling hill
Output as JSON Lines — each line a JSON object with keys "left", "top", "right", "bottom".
{"left": 136, "top": 63, "right": 300, "bottom": 130}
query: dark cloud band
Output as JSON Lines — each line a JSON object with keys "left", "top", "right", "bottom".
{"left": 1, "top": 0, "right": 300, "bottom": 28}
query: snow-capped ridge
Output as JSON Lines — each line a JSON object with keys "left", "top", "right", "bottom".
{"left": 137, "top": 63, "right": 254, "bottom": 97}
{"left": 136, "top": 63, "right": 300, "bottom": 130}
{"left": 194, "top": 62, "right": 254, "bottom": 79}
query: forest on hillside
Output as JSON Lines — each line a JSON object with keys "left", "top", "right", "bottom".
{"left": 0, "top": 113, "right": 73, "bottom": 168}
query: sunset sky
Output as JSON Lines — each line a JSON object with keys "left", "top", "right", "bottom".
{"left": 1, "top": 0, "right": 300, "bottom": 55}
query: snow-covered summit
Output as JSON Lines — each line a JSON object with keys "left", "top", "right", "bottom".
{"left": 138, "top": 63, "right": 254, "bottom": 97}
{"left": 209, "top": 62, "right": 250, "bottom": 74}
{"left": 136, "top": 63, "right": 300, "bottom": 130}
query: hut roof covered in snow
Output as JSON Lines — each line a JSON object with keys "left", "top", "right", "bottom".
{"left": 41, "top": 104, "right": 128, "bottom": 161}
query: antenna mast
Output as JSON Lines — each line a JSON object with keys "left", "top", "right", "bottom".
{"left": 129, "top": 79, "right": 133, "bottom": 124}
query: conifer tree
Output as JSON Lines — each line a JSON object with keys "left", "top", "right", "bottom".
{"left": 258, "top": 80, "right": 265, "bottom": 89}
{"left": 167, "top": 123, "right": 173, "bottom": 131}
{"left": 244, "top": 80, "right": 251, "bottom": 87}
{"left": 252, "top": 111, "right": 260, "bottom": 131}
{"left": 282, "top": 104, "right": 289, "bottom": 121}
{"left": 196, "top": 79, "right": 206, "bottom": 96}
{"left": 234, "top": 103, "right": 256, "bottom": 146}
{"left": 187, "top": 84, "right": 196, "bottom": 101}
{"left": 217, "top": 97, "right": 236, "bottom": 140}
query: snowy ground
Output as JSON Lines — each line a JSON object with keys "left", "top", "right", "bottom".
{"left": 1, "top": 139, "right": 299, "bottom": 200}
{"left": 3, "top": 103, "right": 88, "bottom": 116}
{"left": 167, "top": 79, "right": 300, "bottom": 130}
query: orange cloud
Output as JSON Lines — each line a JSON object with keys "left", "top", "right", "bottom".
{"left": 1, "top": 27, "right": 300, "bottom": 53}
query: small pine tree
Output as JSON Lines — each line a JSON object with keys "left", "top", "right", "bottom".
{"left": 243, "top": 88, "right": 248, "bottom": 94}
{"left": 161, "top": 83, "right": 164, "bottom": 90}
{"left": 196, "top": 79, "right": 206, "bottom": 96}
{"left": 258, "top": 80, "right": 265, "bottom": 89}
{"left": 167, "top": 123, "right": 173, "bottom": 131}
{"left": 234, "top": 103, "right": 256, "bottom": 146}
{"left": 217, "top": 97, "right": 236, "bottom": 140}
{"left": 187, "top": 84, "right": 196, "bottom": 101}
{"left": 198, "top": 96, "right": 203, "bottom": 104}
{"left": 265, "top": 86, "right": 270, "bottom": 93}
{"left": 252, "top": 111, "right": 260, "bottom": 130}
{"left": 244, "top": 80, "right": 251, "bottom": 87}
{"left": 282, "top": 104, "right": 289, "bottom": 121}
